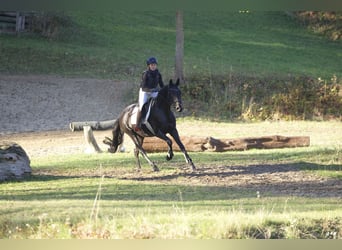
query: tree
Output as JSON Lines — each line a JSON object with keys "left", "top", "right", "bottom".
{"left": 175, "top": 10, "right": 184, "bottom": 84}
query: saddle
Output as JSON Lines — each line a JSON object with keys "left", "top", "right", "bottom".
{"left": 131, "top": 98, "right": 156, "bottom": 135}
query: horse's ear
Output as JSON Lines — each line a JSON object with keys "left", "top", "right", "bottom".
{"left": 176, "top": 78, "right": 180, "bottom": 86}
{"left": 169, "top": 79, "right": 173, "bottom": 85}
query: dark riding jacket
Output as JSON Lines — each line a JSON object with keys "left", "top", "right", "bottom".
{"left": 140, "top": 69, "right": 164, "bottom": 92}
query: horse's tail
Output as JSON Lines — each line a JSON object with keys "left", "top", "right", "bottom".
{"left": 103, "top": 119, "right": 124, "bottom": 153}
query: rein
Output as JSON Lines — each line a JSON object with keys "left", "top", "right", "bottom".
{"left": 157, "top": 86, "right": 180, "bottom": 108}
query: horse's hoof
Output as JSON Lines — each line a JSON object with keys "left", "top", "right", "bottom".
{"left": 153, "top": 166, "right": 160, "bottom": 172}
{"left": 166, "top": 152, "right": 173, "bottom": 161}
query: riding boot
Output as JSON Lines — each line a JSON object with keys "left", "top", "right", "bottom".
{"left": 135, "top": 110, "right": 143, "bottom": 131}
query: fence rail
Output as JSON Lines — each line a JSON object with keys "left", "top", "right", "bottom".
{"left": 0, "top": 11, "right": 35, "bottom": 34}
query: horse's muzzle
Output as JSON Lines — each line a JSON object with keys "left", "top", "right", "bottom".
{"left": 175, "top": 102, "right": 183, "bottom": 112}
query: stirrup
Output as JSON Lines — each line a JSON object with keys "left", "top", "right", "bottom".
{"left": 143, "top": 121, "right": 155, "bottom": 135}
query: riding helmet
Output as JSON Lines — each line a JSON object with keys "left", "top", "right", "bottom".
{"left": 146, "top": 57, "right": 158, "bottom": 65}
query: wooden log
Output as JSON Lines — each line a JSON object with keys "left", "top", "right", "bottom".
{"left": 205, "top": 135, "right": 310, "bottom": 151}
{"left": 142, "top": 135, "right": 310, "bottom": 152}
{"left": 143, "top": 136, "right": 208, "bottom": 153}
{"left": 83, "top": 126, "right": 102, "bottom": 153}
{"left": 69, "top": 119, "right": 116, "bottom": 132}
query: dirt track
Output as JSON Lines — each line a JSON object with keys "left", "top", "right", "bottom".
{"left": 1, "top": 75, "right": 342, "bottom": 199}
{"left": 1, "top": 74, "right": 137, "bottom": 157}
{"left": 0, "top": 74, "right": 131, "bottom": 134}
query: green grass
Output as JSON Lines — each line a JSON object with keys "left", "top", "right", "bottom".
{"left": 1, "top": 11, "right": 341, "bottom": 80}
{"left": 1, "top": 134, "right": 341, "bottom": 238}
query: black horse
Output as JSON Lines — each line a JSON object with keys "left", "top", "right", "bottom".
{"left": 103, "top": 79, "right": 196, "bottom": 172}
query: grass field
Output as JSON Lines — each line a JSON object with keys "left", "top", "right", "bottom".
{"left": 1, "top": 120, "right": 341, "bottom": 239}
{"left": 0, "top": 11, "right": 341, "bottom": 80}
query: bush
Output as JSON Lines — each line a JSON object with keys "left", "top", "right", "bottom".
{"left": 27, "top": 11, "right": 73, "bottom": 40}
{"left": 293, "top": 11, "right": 342, "bottom": 41}
{"left": 183, "top": 73, "right": 342, "bottom": 121}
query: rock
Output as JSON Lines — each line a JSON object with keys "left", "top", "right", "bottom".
{"left": 0, "top": 142, "right": 31, "bottom": 181}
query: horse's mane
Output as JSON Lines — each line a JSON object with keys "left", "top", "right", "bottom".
{"left": 158, "top": 84, "right": 169, "bottom": 97}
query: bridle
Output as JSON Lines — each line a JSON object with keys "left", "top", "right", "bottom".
{"left": 167, "top": 86, "right": 183, "bottom": 112}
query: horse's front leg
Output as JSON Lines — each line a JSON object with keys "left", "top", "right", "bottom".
{"left": 169, "top": 128, "right": 196, "bottom": 171}
{"left": 156, "top": 131, "right": 174, "bottom": 161}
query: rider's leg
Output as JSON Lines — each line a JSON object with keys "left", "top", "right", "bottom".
{"left": 144, "top": 91, "right": 158, "bottom": 123}
{"left": 136, "top": 89, "right": 148, "bottom": 130}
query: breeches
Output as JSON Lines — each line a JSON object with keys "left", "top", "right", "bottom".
{"left": 138, "top": 88, "right": 158, "bottom": 111}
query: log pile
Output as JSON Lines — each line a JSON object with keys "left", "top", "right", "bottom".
{"left": 143, "top": 135, "right": 310, "bottom": 152}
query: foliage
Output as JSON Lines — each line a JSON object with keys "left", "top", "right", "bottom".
{"left": 183, "top": 73, "right": 342, "bottom": 121}
{"left": 270, "top": 75, "right": 342, "bottom": 120}
{"left": 27, "top": 12, "right": 74, "bottom": 40}
{"left": 292, "top": 11, "right": 342, "bottom": 41}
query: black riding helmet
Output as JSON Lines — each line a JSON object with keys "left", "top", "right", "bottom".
{"left": 146, "top": 57, "right": 158, "bottom": 65}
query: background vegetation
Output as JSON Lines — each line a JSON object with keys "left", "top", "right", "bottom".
{"left": 0, "top": 11, "right": 341, "bottom": 120}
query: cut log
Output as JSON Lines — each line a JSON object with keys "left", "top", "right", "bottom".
{"left": 205, "top": 135, "right": 310, "bottom": 151}
{"left": 69, "top": 119, "right": 116, "bottom": 131}
{"left": 142, "top": 135, "right": 310, "bottom": 152}
{"left": 83, "top": 125, "right": 102, "bottom": 153}
{"left": 70, "top": 119, "right": 310, "bottom": 153}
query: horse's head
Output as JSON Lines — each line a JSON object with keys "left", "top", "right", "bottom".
{"left": 168, "top": 79, "right": 183, "bottom": 112}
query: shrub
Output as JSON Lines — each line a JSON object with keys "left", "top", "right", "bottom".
{"left": 27, "top": 11, "right": 73, "bottom": 40}
{"left": 183, "top": 73, "right": 341, "bottom": 121}
{"left": 292, "top": 11, "right": 342, "bottom": 41}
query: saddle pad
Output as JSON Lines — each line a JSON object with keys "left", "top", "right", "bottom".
{"left": 130, "top": 106, "right": 139, "bottom": 125}
{"left": 130, "top": 102, "right": 156, "bottom": 135}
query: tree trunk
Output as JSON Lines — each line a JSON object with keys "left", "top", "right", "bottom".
{"left": 143, "top": 135, "right": 310, "bottom": 152}
{"left": 175, "top": 10, "right": 184, "bottom": 84}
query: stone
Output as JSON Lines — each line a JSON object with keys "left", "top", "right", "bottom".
{"left": 0, "top": 141, "right": 31, "bottom": 181}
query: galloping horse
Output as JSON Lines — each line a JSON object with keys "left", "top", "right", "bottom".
{"left": 103, "top": 79, "right": 196, "bottom": 172}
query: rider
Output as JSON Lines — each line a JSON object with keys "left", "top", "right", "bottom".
{"left": 135, "top": 57, "right": 164, "bottom": 131}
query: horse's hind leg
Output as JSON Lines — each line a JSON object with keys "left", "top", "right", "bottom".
{"left": 134, "top": 147, "right": 142, "bottom": 171}
{"left": 138, "top": 146, "right": 159, "bottom": 171}
{"left": 130, "top": 134, "right": 159, "bottom": 172}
